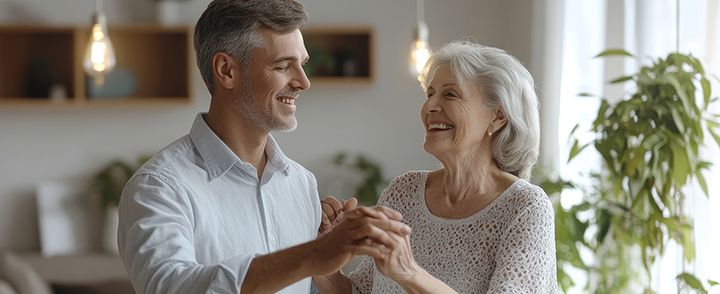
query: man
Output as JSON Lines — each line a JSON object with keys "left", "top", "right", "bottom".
{"left": 117, "top": 0, "right": 409, "bottom": 293}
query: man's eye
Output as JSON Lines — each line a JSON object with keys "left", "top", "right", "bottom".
{"left": 275, "top": 66, "right": 289, "bottom": 72}
{"left": 445, "top": 92, "right": 458, "bottom": 98}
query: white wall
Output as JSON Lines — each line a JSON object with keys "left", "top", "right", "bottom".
{"left": 0, "top": 0, "right": 534, "bottom": 251}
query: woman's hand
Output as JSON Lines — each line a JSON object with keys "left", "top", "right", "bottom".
{"left": 318, "top": 196, "right": 358, "bottom": 237}
{"left": 356, "top": 231, "right": 422, "bottom": 284}
{"left": 309, "top": 205, "right": 411, "bottom": 276}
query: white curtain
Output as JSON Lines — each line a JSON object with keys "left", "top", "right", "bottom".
{"left": 538, "top": 0, "right": 720, "bottom": 293}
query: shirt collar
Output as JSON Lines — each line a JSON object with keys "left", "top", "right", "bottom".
{"left": 189, "top": 113, "right": 290, "bottom": 180}
{"left": 265, "top": 134, "right": 291, "bottom": 176}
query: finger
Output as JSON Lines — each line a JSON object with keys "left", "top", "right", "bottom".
{"left": 343, "top": 197, "right": 358, "bottom": 211}
{"left": 373, "top": 206, "right": 403, "bottom": 221}
{"left": 353, "top": 206, "right": 389, "bottom": 220}
{"left": 322, "top": 202, "right": 338, "bottom": 220}
{"left": 320, "top": 213, "right": 332, "bottom": 231}
{"left": 322, "top": 196, "right": 344, "bottom": 213}
{"left": 342, "top": 208, "right": 367, "bottom": 220}
{"left": 351, "top": 221, "right": 405, "bottom": 248}
{"left": 346, "top": 244, "right": 386, "bottom": 259}
{"left": 365, "top": 218, "right": 411, "bottom": 236}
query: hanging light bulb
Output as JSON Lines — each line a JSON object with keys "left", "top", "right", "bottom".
{"left": 409, "top": 0, "right": 430, "bottom": 76}
{"left": 83, "top": 0, "right": 116, "bottom": 83}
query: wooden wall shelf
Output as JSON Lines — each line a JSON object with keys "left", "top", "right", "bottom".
{"left": 302, "top": 27, "right": 373, "bottom": 84}
{"left": 0, "top": 25, "right": 192, "bottom": 107}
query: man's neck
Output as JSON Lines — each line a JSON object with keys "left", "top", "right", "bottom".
{"left": 205, "top": 107, "right": 268, "bottom": 178}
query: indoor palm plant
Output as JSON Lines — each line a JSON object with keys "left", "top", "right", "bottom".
{"left": 544, "top": 50, "right": 720, "bottom": 293}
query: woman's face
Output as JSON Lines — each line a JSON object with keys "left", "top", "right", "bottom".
{"left": 420, "top": 65, "right": 500, "bottom": 160}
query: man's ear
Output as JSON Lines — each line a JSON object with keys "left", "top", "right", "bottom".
{"left": 489, "top": 107, "right": 508, "bottom": 134}
{"left": 212, "top": 52, "right": 236, "bottom": 90}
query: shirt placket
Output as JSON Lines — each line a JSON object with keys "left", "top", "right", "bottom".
{"left": 259, "top": 180, "right": 280, "bottom": 252}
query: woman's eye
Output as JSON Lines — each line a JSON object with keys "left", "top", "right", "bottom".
{"left": 444, "top": 92, "right": 458, "bottom": 98}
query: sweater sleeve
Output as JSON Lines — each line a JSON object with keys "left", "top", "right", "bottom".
{"left": 486, "top": 190, "right": 558, "bottom": 294}
{"left": 347, "top": 256, "right": 375, "bottom": 294}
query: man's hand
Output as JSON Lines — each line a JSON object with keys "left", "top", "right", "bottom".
{"left": 308, "top": 205, "right": 411, "bottom": 276}
{"left": 318, "top": 196, "right": 358, "bottom": 237}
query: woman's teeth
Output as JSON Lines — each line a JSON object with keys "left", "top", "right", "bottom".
{"left": 428, "top": 123, "right": 455, "bottom": 131}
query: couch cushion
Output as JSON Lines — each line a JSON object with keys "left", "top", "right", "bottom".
{"left": 0, "top": 253, "right": 51, "bottom": 294}
{"left": 0, "top": 280, "right": 18, "bottom": 294}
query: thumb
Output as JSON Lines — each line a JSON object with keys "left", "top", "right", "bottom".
{"left": 343, "top": 197, "right": 358, "bottom": 211}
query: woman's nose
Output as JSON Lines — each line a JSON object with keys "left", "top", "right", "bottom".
{"left": 423, "top": 98, "right": 441, "bottom": 113}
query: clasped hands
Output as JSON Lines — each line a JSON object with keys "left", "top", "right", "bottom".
{"left": 316, "top": 196, "right": 422, "bottom": 284}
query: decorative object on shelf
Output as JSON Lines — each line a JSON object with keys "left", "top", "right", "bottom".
{"left": 49, "top": 84, "right": 68, "bottom": 103}
{"left": 91, "top": 156, "right": 150, "bottom": 254}
{"left": 154, "top": 0, "right": 189, "bottom": 25}
{"left": 25, "top": 57, "right": 54, "bottom": 99}
{"left": 36, "top": 180, "right": 100, "bottom": 257}
{"left": 1, "top": 25, "right": 191, "bottom": 106}
{"left": 86, "top": 67, "right": 137, "bottom": 99}
{"left": 303, "top": 42, "right": 334, "bottom": 78}
{"left": 83, "top": 0, "right": 116, "bottom": 84}
{"left": 541, "top": 50, "right": 720, "bottom": 293}
{"left": 327, "top": 152, "right": 387, "bottom": 206}
{"left": 301, "top": 28, "right": 372, "bottom": 81}
{"left": 409, "top": 0, "right": 430, "bottom": 76}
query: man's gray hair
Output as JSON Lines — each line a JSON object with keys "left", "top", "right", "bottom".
{"left": 194, "top": 0, "right": 308, "bottom": 94}
{"left": 420, "top": 41, "right": 540, "bottom": 179}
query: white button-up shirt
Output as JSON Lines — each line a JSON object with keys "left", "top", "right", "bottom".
{"left": 118, "top": 113, "right": 321, "bottom": 294}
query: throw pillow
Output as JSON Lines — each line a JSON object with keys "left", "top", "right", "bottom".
{"left": 0, "top": 253, "right": 51, "bottom": 294}
{"left": 0, "top": 280, "right": 18, "bottom": 294}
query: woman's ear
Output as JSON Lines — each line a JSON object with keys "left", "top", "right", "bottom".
{"left": 212, "top": 52, "right": 236, "bottom": 90}
{"left": 489, "top": 107, "right": 508, "bottom": 134}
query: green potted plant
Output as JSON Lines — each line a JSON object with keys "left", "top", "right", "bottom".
{"left": 543, "top": 50, "right": 720, "bottom": 293}
{"left": 91, "top": 156, "right": 149, "bottom": 254}
{"left": 330, "top": 152, "right": 387, "bottom": 206}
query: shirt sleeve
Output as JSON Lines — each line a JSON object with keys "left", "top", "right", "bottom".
{"left": 486, "top": 194, "right": 558, "bottom": 294}
{"left": 346, "top": 256, "right": 375, "bottom": 294}
{"left": 118, "top": 172, "right": 255, "bottom": 294}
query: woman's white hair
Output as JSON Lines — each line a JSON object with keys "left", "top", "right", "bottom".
{"left": 419, "top": 40, "right": 540, "bottom": 179}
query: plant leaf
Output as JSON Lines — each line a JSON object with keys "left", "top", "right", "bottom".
{"left": 670, "top": 141, "right": 690, "bottom": 187}
{"left": 578, "top": 92, "right": 595, "bottom": 97}
{"left": 701, "top": 78, "right": 711, "bottom": 108}
{"left": 676, "top": 273, "right": 707, "bottom": 293}
{"left": 595, "top": 49, "right": 633, "bottom": 58}
{"left": 709, "top": 280, "right": 719, "bottom": 286}
{"left": 696, "top": 169, "right": 709, "bottom": 197}
{"left": 609, "top": 75, "right": 634, "bottom": 84}
{"left": 710, "top": 127, "right": 720, "bottom": 149}
{"left": 568, "top": 139, "right": 589, "bottom": 163}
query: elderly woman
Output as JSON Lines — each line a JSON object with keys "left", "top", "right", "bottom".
{"left": 314, "top": 41, "right": 557, "bottom": 293}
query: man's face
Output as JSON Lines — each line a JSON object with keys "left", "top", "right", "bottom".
{"left": 233, "top": 28, "right": 311, "bottom": 132}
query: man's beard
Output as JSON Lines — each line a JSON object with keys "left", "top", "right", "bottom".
{"left": 233, "top": 79, "right": 298, "bottom": 132}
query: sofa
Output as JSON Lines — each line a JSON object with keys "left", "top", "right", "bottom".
{"left": 0, "top": 251, "right": 133, "bottom": 294}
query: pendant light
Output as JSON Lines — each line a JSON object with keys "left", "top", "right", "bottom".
{"left": 83, "top": 0, "right": 116, "bottom": 83}
{"left": 410, "top": 0, "right": 431, "bottom": 76}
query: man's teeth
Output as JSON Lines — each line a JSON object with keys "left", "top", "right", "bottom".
{"left": 278, "top": 97, "right": 295, "bottom": 104}
{"left": 428, "top": 123, "right": 455, "bottom": 130}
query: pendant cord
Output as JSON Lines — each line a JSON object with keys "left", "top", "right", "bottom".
{"left": 416, "top": 0, "right": 425, "bottom": 24}
{"left": 675, "top": 0, "right": 680, "bottom": 52}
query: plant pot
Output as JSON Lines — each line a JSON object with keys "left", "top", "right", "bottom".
{"left": 102, "top": 207, "right": 119, "bottom": 255}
